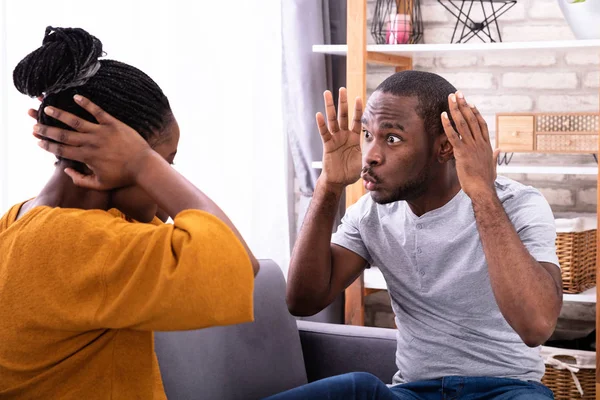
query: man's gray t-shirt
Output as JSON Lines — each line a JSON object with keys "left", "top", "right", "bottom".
{"left": 331, "top": 176, "right": 559, "bottom": 384}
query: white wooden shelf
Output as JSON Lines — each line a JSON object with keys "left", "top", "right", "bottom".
{"left": 366, "top": 267, "right": 596, "bottom": 303}
{"left": 564, "top": 287, "right": 597, "bottom": 303}
{"left": 312, "top": 161, "right": 598, "bottom": 176}
{"left": 497, "top": 165, "right": 598, "bottom": 175}
{"left": 313, "top": 39, "right": 600, "bottom": 58}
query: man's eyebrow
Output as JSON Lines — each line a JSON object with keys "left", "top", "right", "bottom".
{"left": 380, "top": 122, "right": 405, "bottom": 131}
{"left": 361, "top": 116, "right": 368, "bottom": 125}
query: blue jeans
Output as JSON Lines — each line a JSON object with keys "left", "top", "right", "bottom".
{"left": 263, "top": 372, "right": 554, "bottom": 400}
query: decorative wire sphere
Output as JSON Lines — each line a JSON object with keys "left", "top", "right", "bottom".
{"left": 371, "top": 0, "right": 423, "bottom": 45}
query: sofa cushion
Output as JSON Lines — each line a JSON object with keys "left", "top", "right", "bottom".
{"left": 155, "top": 259, "right": 307, "bottom": 400}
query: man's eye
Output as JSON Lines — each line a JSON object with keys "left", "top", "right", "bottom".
{"left": 387, "top": 135, "right": 402, "bottom": 144}
{"left": 363, "top": 130, "right": 371, "bottom": 139}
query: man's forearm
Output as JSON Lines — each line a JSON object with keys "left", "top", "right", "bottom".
{"left": 286, "top": 179, "right": 344, "bottom": 315}
{"left": 472, "top": 190, "right": 561, "bottom": 346}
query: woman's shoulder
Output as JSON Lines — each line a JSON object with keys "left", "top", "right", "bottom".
{"left": 2, "top": 202, "right": 128, "bottom": 235}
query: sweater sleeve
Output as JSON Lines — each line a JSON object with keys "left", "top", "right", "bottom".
{"left": 20, "top": 208, "right": 254, "bottom": 331}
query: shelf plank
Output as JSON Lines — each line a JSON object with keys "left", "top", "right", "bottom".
{"left": 366, "top": 267, "right": 596, "bottom": 303}
{"left": 312, "top": 161, "right": 598, "bottom": 176}
{"left": 564, "top": 287, "right": 597, "bottom": 303}
{"left": 313, "top": 40, "right": 600, "bottom": 59}
{"left": 497, "top": 165, "right": 599, "bottom": 175}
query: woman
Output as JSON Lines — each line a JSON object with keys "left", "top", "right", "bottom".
{"left": 0, "top": 26, "right": 258, "bottom": 399}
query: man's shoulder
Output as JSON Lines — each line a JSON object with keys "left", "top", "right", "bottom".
{"left": 495, "top": 175, "right": 544, "bottom": 203}
{"left": 494, "top": 176, "right": 551, "bottom": 219}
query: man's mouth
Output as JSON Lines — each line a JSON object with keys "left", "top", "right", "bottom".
{"left": 361, "top": 171, "right": 380, "bottom": 191}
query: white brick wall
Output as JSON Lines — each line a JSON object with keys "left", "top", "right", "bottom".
{"left": 528, "top": 0, "right": 565, "bottom": 20}
{"left": 577, "top": 188, "right": 597, "bottom": 207}
{"left": 502, "top": 72, "right": 578, "bottom": 89}
{"left": 466, "top": 95, "right": 534, "bottom": 112}
{"left": 537, "top": 95, "right": 599, "bottom": 112}
{"left": 525, "top": 174, "right": 566, "bottom": 183}
{"left": 501, "top": 25, "right": 575, "bottom": 42}
{"left": 482, "top": 53, "right": 557, "bottom": 67}
{"left": 412, "top": 56, "right": 436, "bottom": 69}
{"left": 438, "top": 72, "right": 495, "bottom": 89}
{"left": 438, "top": 55, "right": 478, "bottom": 68}
{"left": 420, "top": 4, "right": 449, "bottom": 23}
{"left": 538, "top": 188, "right": 575, "bottom": 207}
{"left": 584, "top": 71, "right": 600, "bottom": 89}
{"left": 566, "top": 52, "right": 600, "bottom": 66}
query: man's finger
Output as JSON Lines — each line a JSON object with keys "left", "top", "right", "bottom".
{"left": 456, "top": 91, "right": 482, "bottom": 140}
{"left": 469, "top": 103, "right": 490, "bottom": 144}
{"left": 350, "top": 97, "right": 363, "bottom": 135}
{"left": 441, "top": 112, "right": 461, "bottom": 147}
{"left": 323, "top": 90, "right": 340, "bottom": 133}
{"left": 448, "top": 93, "right": 473, "bottom": 143}
{"left": 44, "top": 106, "right": 98, "bottom": 133}
{"left": 316, "top": 112, "right": 332, "bottom": 143}
{"left": 338, "top": 88, "right": 349, "bottom": 131}
{"left": 73, "top": 95, "right": 115, "bottom": 125}
{"left": 28, "top": 108, "right": 38, "bottom": 120}
{"left": 34, "top": 124, "right": 90, "bottom": 147}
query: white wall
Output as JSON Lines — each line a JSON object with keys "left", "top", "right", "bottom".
{"left": 0, "top": 0, "right": 291, "bottom": 270}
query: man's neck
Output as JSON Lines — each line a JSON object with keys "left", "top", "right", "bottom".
{"left": 406, "top": 165, "right": 462, "bottom": 217}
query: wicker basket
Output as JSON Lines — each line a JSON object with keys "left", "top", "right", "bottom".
{"left": 555, "top": 215, "right": 597, "bottom": 294}
{"left": 541, "top": 346, "right": 596, "bottom": 399}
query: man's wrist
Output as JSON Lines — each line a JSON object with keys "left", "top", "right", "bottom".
{"left": 316, "top": 177, "right": 346, "bottom": 198}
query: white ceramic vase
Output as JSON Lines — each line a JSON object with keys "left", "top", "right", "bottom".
{"left": 557, "top": 0, "right": 600, "bottom": 39}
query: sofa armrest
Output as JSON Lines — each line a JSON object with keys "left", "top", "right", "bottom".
{"left": 297, "top": 320, "right": 397, "bottom": 384}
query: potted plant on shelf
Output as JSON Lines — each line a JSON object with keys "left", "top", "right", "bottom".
{"left": 558, "top": 0, "right": 600, "bottom": 39}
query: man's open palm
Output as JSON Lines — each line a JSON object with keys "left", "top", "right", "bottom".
{"left": 316, "top": 88, "right": 363, "bottom": 187}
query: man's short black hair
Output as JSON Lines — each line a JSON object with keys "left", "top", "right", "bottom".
{"left": 375, "top": 70, "right": 457, "bottom": 141}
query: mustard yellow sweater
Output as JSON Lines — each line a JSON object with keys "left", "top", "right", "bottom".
{"left": 0, "top": 202, "right": 254, "bottom": 399}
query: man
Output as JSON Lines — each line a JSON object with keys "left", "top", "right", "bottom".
{"left": 274, "top": 71, "right": 562, "bottom": 399}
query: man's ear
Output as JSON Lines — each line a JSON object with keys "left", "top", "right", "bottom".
{"left": 437, "top": 134, "right": 454, "bottom": 163}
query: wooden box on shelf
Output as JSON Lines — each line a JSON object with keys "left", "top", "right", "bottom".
{"left": 496, "top": 113, "right": 599, "bottom": 154}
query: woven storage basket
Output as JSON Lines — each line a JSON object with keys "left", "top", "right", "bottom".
{"left": 541, "top": 346, "right": 596, "bottom": 399}
{"left": 555, "top": 217, "right": 597, "bottom": 294}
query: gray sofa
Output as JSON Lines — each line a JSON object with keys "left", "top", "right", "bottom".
{"left": 154, "top": 259, "right": 398, "bottom": 400}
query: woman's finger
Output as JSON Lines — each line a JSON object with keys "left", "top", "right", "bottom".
{"left": 34, "top": 124, "right": 91, "bottom": 147}
{"left": 28, "top": 108, "right": 38, "bottom": 120}
{"left": 73, "top": 95, "right": 117, "bottom": 125}
{"left": 37, "top": 139, "right": 86, "bottom": 162}
{"left": 43, "top": 106, "right": 99, "bottom": 133}
{"left": 64, "top": 168, "right": 107, "bottom": 191}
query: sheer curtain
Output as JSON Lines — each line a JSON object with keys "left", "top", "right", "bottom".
{"left": 0, "top": 0, "right": 290, "bottom": 272}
